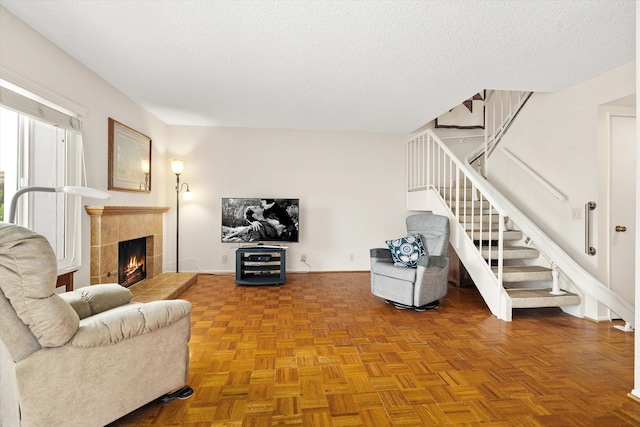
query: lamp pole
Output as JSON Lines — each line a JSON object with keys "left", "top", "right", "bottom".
{"left": 170, "top": 158, "right": 190, "bottom": 273}
{"left": 175, "top": 172, "right": 181, "bottom": 273}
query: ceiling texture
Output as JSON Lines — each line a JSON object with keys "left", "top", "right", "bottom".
{"left": 0, "top": 0, "right": 635, "bottom": 134}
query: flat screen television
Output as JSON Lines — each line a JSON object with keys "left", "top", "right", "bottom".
{"left": 221, "top": 198, "right": 299, "bottom": 243}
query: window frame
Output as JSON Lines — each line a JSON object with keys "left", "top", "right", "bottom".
{"left": 1, "top": 70, "right": 88, "bottom": 274}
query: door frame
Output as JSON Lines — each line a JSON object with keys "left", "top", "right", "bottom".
{"left": 597, "top": 103, "right": 636, "bottom": 320}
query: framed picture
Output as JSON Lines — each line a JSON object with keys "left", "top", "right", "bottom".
{"left": 435, "top": 91, "right": 485, "bottom": 129}
{"left": 108, "top": 118, "right": 152, "bottom": 192}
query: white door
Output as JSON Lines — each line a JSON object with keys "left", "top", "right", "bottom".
{"left": 610, "top": 114, "right": 636, "bottom": 306}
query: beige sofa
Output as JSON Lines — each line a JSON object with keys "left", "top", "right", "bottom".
{"left": 0, "top": 223, "right": 192, "bottom": 427}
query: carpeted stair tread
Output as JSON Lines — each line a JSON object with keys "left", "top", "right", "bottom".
{"left": 506, "top": 288, "right": 581, "bottom": 308}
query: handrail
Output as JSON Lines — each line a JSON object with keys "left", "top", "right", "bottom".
{"left": 584, "top": 201, "right": 597, "bottom": 256}
{"left": 501, "top": 148, "right": 568, "bottom": 201}
{"left": 408, "top": 128, "right": 634, "bottom": 327}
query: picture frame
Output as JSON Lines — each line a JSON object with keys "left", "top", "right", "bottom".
{"left": 108, "top": 118, "right": 152, "bottom": 193}
{"left": 435, "top": 91, "right": 485, "bottom": 129}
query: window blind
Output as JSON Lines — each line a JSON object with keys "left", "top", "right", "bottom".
{"left": 0, "top": 85, "right": 82, "bottom": 132}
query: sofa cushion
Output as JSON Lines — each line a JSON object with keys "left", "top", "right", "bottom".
{"left": 385, "top": 234, "right": 426, "bottom": 267}
{"left": 0, "top": 224, "right": 79, "bottom": 347}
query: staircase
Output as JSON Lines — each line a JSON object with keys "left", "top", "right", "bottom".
{"left": 406, "top": 106, "right": 634, "bottom": 324}
{"left": 442, "top": 182, "right": 581, "bottom": 311}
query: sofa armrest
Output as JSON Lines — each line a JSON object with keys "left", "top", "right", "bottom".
{"left": 68, "top": 299, "right": 192, "bottom": 348}
{"left": 60, "top": 284, "right": 133, "bottom": 319}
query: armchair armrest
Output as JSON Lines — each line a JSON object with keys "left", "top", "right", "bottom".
{"left": 60, "top": 284, "right": 133, "bottom": 320}
{"left": 68, "top": 299, "right": 192, "bottom": 348}
{"left": 414, "top": 255, "right": 449, "bottom": 306}
{"left": 417, "top": 255, "right": 448, "bottom": 269}
{"left": 370, "top": 248, "right": 393, "bottom": 261}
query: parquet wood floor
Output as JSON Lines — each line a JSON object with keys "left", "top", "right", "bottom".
{"left": 109, "top": 272, "right": 640, "bottom": 426}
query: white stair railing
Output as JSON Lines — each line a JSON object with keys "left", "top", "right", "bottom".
{"left": 407, "top": 128, "right": 635, "bottom": 326}
{"left": 467, "top": 90, "right": 533, "bottom": 175}
{"left": 407, "top": 130, "right": 510, "bottom": 320}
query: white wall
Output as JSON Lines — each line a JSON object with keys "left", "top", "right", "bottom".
{"left": 1, "top": 6, "right": 410, "bottom": 284}
{"left": 1, "top": 7, "right": 170, "bottom": 285}
{"left": 486, "top": 62, "right": 635, "bottom": 276}
{"left": 166, "top": 126, "right": 407, "bottom": 273}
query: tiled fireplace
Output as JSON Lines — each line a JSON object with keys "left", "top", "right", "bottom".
{"left": 85, "top": 206, "right": 169, "bottom": 285}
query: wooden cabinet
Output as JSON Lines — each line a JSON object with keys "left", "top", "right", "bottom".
{"left": 235, "top": 246, "right": 286, "bottom": 286}
{"left": 448, "top": 244, "right": 474, "bottom": 287}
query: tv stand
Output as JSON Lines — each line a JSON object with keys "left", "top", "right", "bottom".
{"left": 235, "top": 246, "right": 286, "bottom": 285}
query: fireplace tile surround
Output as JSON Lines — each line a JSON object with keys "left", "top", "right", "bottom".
{"left": 85, "top": 206, "right": 169, "bottom": 285}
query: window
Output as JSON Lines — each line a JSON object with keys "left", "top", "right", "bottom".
{"left": 0, "top": 79, "right": 86, "bottom": 273}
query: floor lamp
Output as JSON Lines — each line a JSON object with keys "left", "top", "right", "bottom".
{"left": 8, "top": 185, "right": 111, "bottom": 223}
{"left": 169, "top": 159, "right": 192, "bottom": 273}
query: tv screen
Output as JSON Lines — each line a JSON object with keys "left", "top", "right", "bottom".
{"left": 222, "top": 198, "right": 299, "bottom": 243}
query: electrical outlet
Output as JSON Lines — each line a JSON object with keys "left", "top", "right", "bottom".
{"left": 222, "top": 254, "right": 227, "bottom": 263}
{"left": 300, "top": 254, "right": 307, "bottom": 262}
{"left": 349, "top": 254, "right": 354, "bottom": 261}
{"left": 572, "top": 208, "right": 582, "bottom": 220}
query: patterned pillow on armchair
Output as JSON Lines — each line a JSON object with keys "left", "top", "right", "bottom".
{"left": 385, "top": 234, "right": 427, "bottom": 267}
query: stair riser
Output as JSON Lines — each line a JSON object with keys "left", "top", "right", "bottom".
{"left": 480, "top": 248, "right": 539, "bottom": 260}
{"left": 467, "top": 230, "right": 523, "bottom": 241}
{"left": 458, "top": 216, "right": 506, "bottom": 225}
{"left": 493, "top": 266, "right": 553, "bottom": 283}
{"left": 463, "top": 224, "right": 504, "bottom": 233}
{"left": 445, "top": 200, "right": 491, "bottom": 211}
{"left": 510, "top": 297, "right": 580, "bottom": 308}
{"left": 500, "top": 272, "right": 552, "bottom": 282}
{"left": 440, "top": 188, "right": 477, "bottom": 198}
{"left": 506, "top": 288, "right": 581, "bottom": 308}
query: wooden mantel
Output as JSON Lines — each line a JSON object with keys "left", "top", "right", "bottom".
{"left": 85, "top": 206, "right": 170, "bottom": 216}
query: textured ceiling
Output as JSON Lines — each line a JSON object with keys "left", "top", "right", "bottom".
{"left": 0, "top": 0, "right": 635, "bottom": 134}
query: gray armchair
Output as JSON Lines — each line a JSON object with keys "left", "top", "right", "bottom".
{"left": 370, "top": 213, "right": 450, "bottom": 310}
{"left": 0, "top": 223, "right": 192, "bottom": 426}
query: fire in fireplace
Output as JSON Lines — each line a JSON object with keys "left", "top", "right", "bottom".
{"left": 118, "top": 237, "right": 147, "bottom": 287}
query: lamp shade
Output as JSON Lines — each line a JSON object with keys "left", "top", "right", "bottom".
{"left": 140, "top": 157, "right": 150, "bottom": 174}
{"left": 60, "top": 186, "right": 111, "bottom": 199}
{"left": 169, "top": 158, "right": 185, "bottom": 174}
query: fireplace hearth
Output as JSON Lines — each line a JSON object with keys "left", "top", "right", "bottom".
{"left": 119, "top": 237, "right": 146, "bottom": 287}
